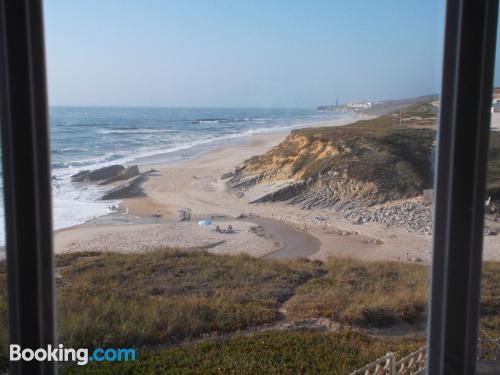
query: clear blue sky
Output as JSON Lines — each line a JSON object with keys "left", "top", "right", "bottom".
{"left": 43, "top": 0, "right": 499, "bottom": 108}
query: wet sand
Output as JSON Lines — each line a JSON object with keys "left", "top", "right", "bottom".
{"left": 250, "top": 217, "right": 321, "bottom": 259}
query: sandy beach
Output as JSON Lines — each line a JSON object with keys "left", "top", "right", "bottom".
{"left": 53, "top": 117, "right": 500, "bottom": 263}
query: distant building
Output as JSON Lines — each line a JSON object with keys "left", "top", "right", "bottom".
{"left": 346, "top": 101, "right": 372, "bottom": 110}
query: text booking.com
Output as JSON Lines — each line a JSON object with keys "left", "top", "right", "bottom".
{"left": 10, "top": 344, "right": 136, "bottom": 366}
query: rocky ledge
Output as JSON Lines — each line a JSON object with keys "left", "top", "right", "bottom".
{"left": 71, "top": 165, "right": 156, "bottom": 200}
{"left": 100, "top": 175, "right": 146, "bottom": 200}
{"left": 71, "top": 164, "right": 140, "bottom": 184}
{"left": 223, "top": 101, "right": 437, "bottom": 212}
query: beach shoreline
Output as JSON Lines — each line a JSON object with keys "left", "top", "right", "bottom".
{"left": 51, "top": 114, "right": 500, "bottom": 262}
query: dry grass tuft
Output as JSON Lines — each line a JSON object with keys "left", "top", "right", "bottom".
{"left": 0, "top": 251, "right": 498, "bottom": 373}
{"left": 54, "top": 249, "right": 321, "bottom": 348}
{"left": 284, "top": 258, "right": 429, "bottom": 327}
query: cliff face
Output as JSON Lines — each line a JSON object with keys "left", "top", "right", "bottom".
{"left": 224, "top": 104, "right": 437, "bottom": 210}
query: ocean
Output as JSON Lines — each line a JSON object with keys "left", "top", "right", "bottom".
{"left": 0, "top": 107, "right": 348, "bottom": 246}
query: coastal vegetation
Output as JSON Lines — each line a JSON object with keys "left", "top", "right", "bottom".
{"left": 226, "top": 100, "right": 500, "bottom": 209}
{"left": 1, "top": 100, "right": 500, "bottom": 372}
{"left": 54, "top": 249, "right": 321, "bottom": 348}
{"left": 488, "top": 129, "right": 500, "bottom": 198}
{"left": 0, "top": 249, "right": 498, "bottom": 372}
{"left": 284, "top": 258, "right": 428, "bottom": 328}
{"left": 65, "top": 331, "right": 423, "bottom": 374}
{"left": 226, "top": 101, "right": 438, "bottom": 209}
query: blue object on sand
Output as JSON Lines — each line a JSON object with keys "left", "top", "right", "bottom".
{"left": 198, "top": 219, "right": 212, "bottom": 226}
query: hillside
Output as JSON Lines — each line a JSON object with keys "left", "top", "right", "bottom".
{"left": 224, "top": 101, "right": 438, "bottom": 210}
{"left": 317, "top": 95, "right": 438, "bottom": 116}
{"left": 225, "top": 100, "right": 500, "bottom": 211}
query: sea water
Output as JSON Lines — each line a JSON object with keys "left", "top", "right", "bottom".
{"left": 0, "top": 107, "right": 348, "bottom": 247}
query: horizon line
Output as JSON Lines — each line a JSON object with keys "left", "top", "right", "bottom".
{"left": 48, "top": 104, "right": 318, "bottom": 110}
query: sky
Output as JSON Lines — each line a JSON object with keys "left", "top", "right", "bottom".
{"left": 43, "top": 0, "right": 498, "bottom": 108}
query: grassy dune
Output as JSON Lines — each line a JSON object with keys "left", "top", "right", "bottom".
{"left": 284, "top": 258, "right": 428, "bottom": 327}
{"left": 0, "top": 250, "right": 498, "bottom": 373}
{"left": 236, "top": 103, "right": 437, "bottom": 209}
{"left": 55, "top": 250, "right": 322, "bottom": 348}
{"left": 237, "top": 101, "right": 500, "bottom": 209}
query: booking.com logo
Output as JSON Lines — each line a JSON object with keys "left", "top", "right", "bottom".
{"left": 10, "top": 344, "right": 136, "bottom": 366}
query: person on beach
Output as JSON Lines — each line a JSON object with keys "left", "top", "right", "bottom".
{"left": 227, "top": 225, "right": 233, "bottom": 233}
{"left": 216, "top": 225, "right": 222, "bottom": 233}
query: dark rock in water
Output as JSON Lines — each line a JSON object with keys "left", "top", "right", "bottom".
{"left": 71, "top": 165, "right": 125, "bottom": 183}
{"left": 87, "top": 165, "right": 125, "bottom": 181}
{"left": 101, "top": 175, "right": 146, "bottom": 200}
{"left": 71, "top": 170, "right": 90, "bottom": 182}
{"left": 99, "top": 165, "right": 140, "bottom": 185}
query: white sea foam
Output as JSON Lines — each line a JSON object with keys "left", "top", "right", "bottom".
{"left": 97, "top": 128, "right": 178, "bottom": 135}
{"left": 0, "top": 108, "right": 350, "bottom": 247}
{"left": 51, "top": 170, "right": 120, "bottom": 229}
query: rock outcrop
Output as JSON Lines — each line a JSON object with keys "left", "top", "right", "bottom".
{"left": 71, "top": 164, "right": 141, "bottom": 185}
{"left": 71, "top": 165, "right": 125, "bottom": 183}
{"left": 101, "top": 175, "right": 146, "bottom": 200}
{"left": 224, "top": 102, "right": 437, "bottom": 211}
{"left": 70, "top": 170, "right": 91, "bottom": 183}
{"left": 70, "top": 165, "right": 157, "bottom": 200}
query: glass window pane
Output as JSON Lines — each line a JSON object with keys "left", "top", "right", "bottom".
{"left": 43, "top": 1, "right": 446, "bottom": 372}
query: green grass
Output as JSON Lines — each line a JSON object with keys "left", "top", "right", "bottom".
{"left": 62, "top": 331, "right": 423, "bottom": 375}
